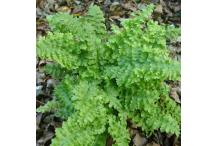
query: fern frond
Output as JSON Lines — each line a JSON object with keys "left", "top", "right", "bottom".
{"left": 85, "top": 4, "right": 106, "bottom": 37}
{"left": 37, "top": 100, "right": 59, "bottom": 113}
{"left": 47, "top": 12, "right": 79, "bottom": 33}
{"left": 108, "top": 114, "right": 130, "bottom": 146}
{"left": 51, "top": 115, "right": 104, "bottom": 146}
{"left": 51, "top": 81, "right": 109, "bottom": 146}
{"left": 43, "top": 63, "right": 71, "bottom": 79}
{"left": 52, "top": 75, "right": 75, "bottom": 119}
{"left": 37, "top": 32, "right": 78, "bottom": 69}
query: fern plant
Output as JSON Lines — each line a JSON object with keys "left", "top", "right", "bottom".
{"left": 37, "top": 4, "right": 181, "bottom": 146}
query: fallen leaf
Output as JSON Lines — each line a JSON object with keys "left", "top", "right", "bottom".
{"left": 146, "top": 142, "right": 160, "bottom": 146}
{"left": 56, "top": 6, "right": 71, "bottom": 13}
{"left": 109, "top": 15, "right": 121, "bottom": 20}
{"left": 133, "top": 133, "right": 147, "bottom": 146}
{"left": 36, "top": 85, "right": 43, "bottom": 97}
{"left": 36, "top": 72, "right": 45, "bottom": 85}
{"left": 137, "top": 3, "right": 146, "bottom": 10}
{"left": 109, "top": 2, "right": 124, "bottom": 17}
{"left": 170, "top": 87, "right": 181, "bottom": 103}
{"left": 151, "top": 0, "right": 159, "bottom": 4}
{"left": 155, "top": 4, "right": 163, "bottom": 14}
{"left": 129, "top": 128, "right": 139, "bottom": 137}
{"left": 46, "top": 79, "right": 56, "bottom": 88}
{"left": 36, "top": 113, "right": 43, "bottom": 131}
{"left": 37, "top": 131, "right": 54, "bottom": 145}
{"left": 122, "top": 2, "right": 137, "bottom": 11}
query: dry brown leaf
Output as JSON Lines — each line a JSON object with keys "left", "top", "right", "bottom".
{"left": 133, "top": 133, "right": 147, "bottom": 146}
{"left": 146, "top": 142, "right": 160, "bottom": 146}
{"left": 109, "top": 15, "right": 121, "bottom": 20}
{"left": 155, "top": 4, "right": 163, "bottom": 14}
{"left": 56, "top": 6, "right": 71, "bottom": 13}
{"left": 122, "top": 2, "right": 137, "bottom": 11}
{"left": 170, "top": 88, "right": 181, "bottom": 103}
{"left": 129, "top": 128, "right": 139, "bottom": 137}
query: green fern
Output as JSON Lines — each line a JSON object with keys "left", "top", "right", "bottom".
{"left": 42, "top": 63, "right": 71, "bottom": 79}
{"left": 37, "top": 4, "right": 181, "bottom": 146}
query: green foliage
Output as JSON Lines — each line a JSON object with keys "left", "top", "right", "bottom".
{"left": 42, "top": 63, "right": 71, "bottom": 79}
{"left": 37, "top": 4, "right": 181, "bottom": 146}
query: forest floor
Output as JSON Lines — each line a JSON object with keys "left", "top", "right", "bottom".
{"left": 36, "top": 0, "right": 181, "bottom": 146}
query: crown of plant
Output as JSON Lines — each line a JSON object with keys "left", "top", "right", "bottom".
{"left": 37, "top": 4, "right": 181, "bottom": 146}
